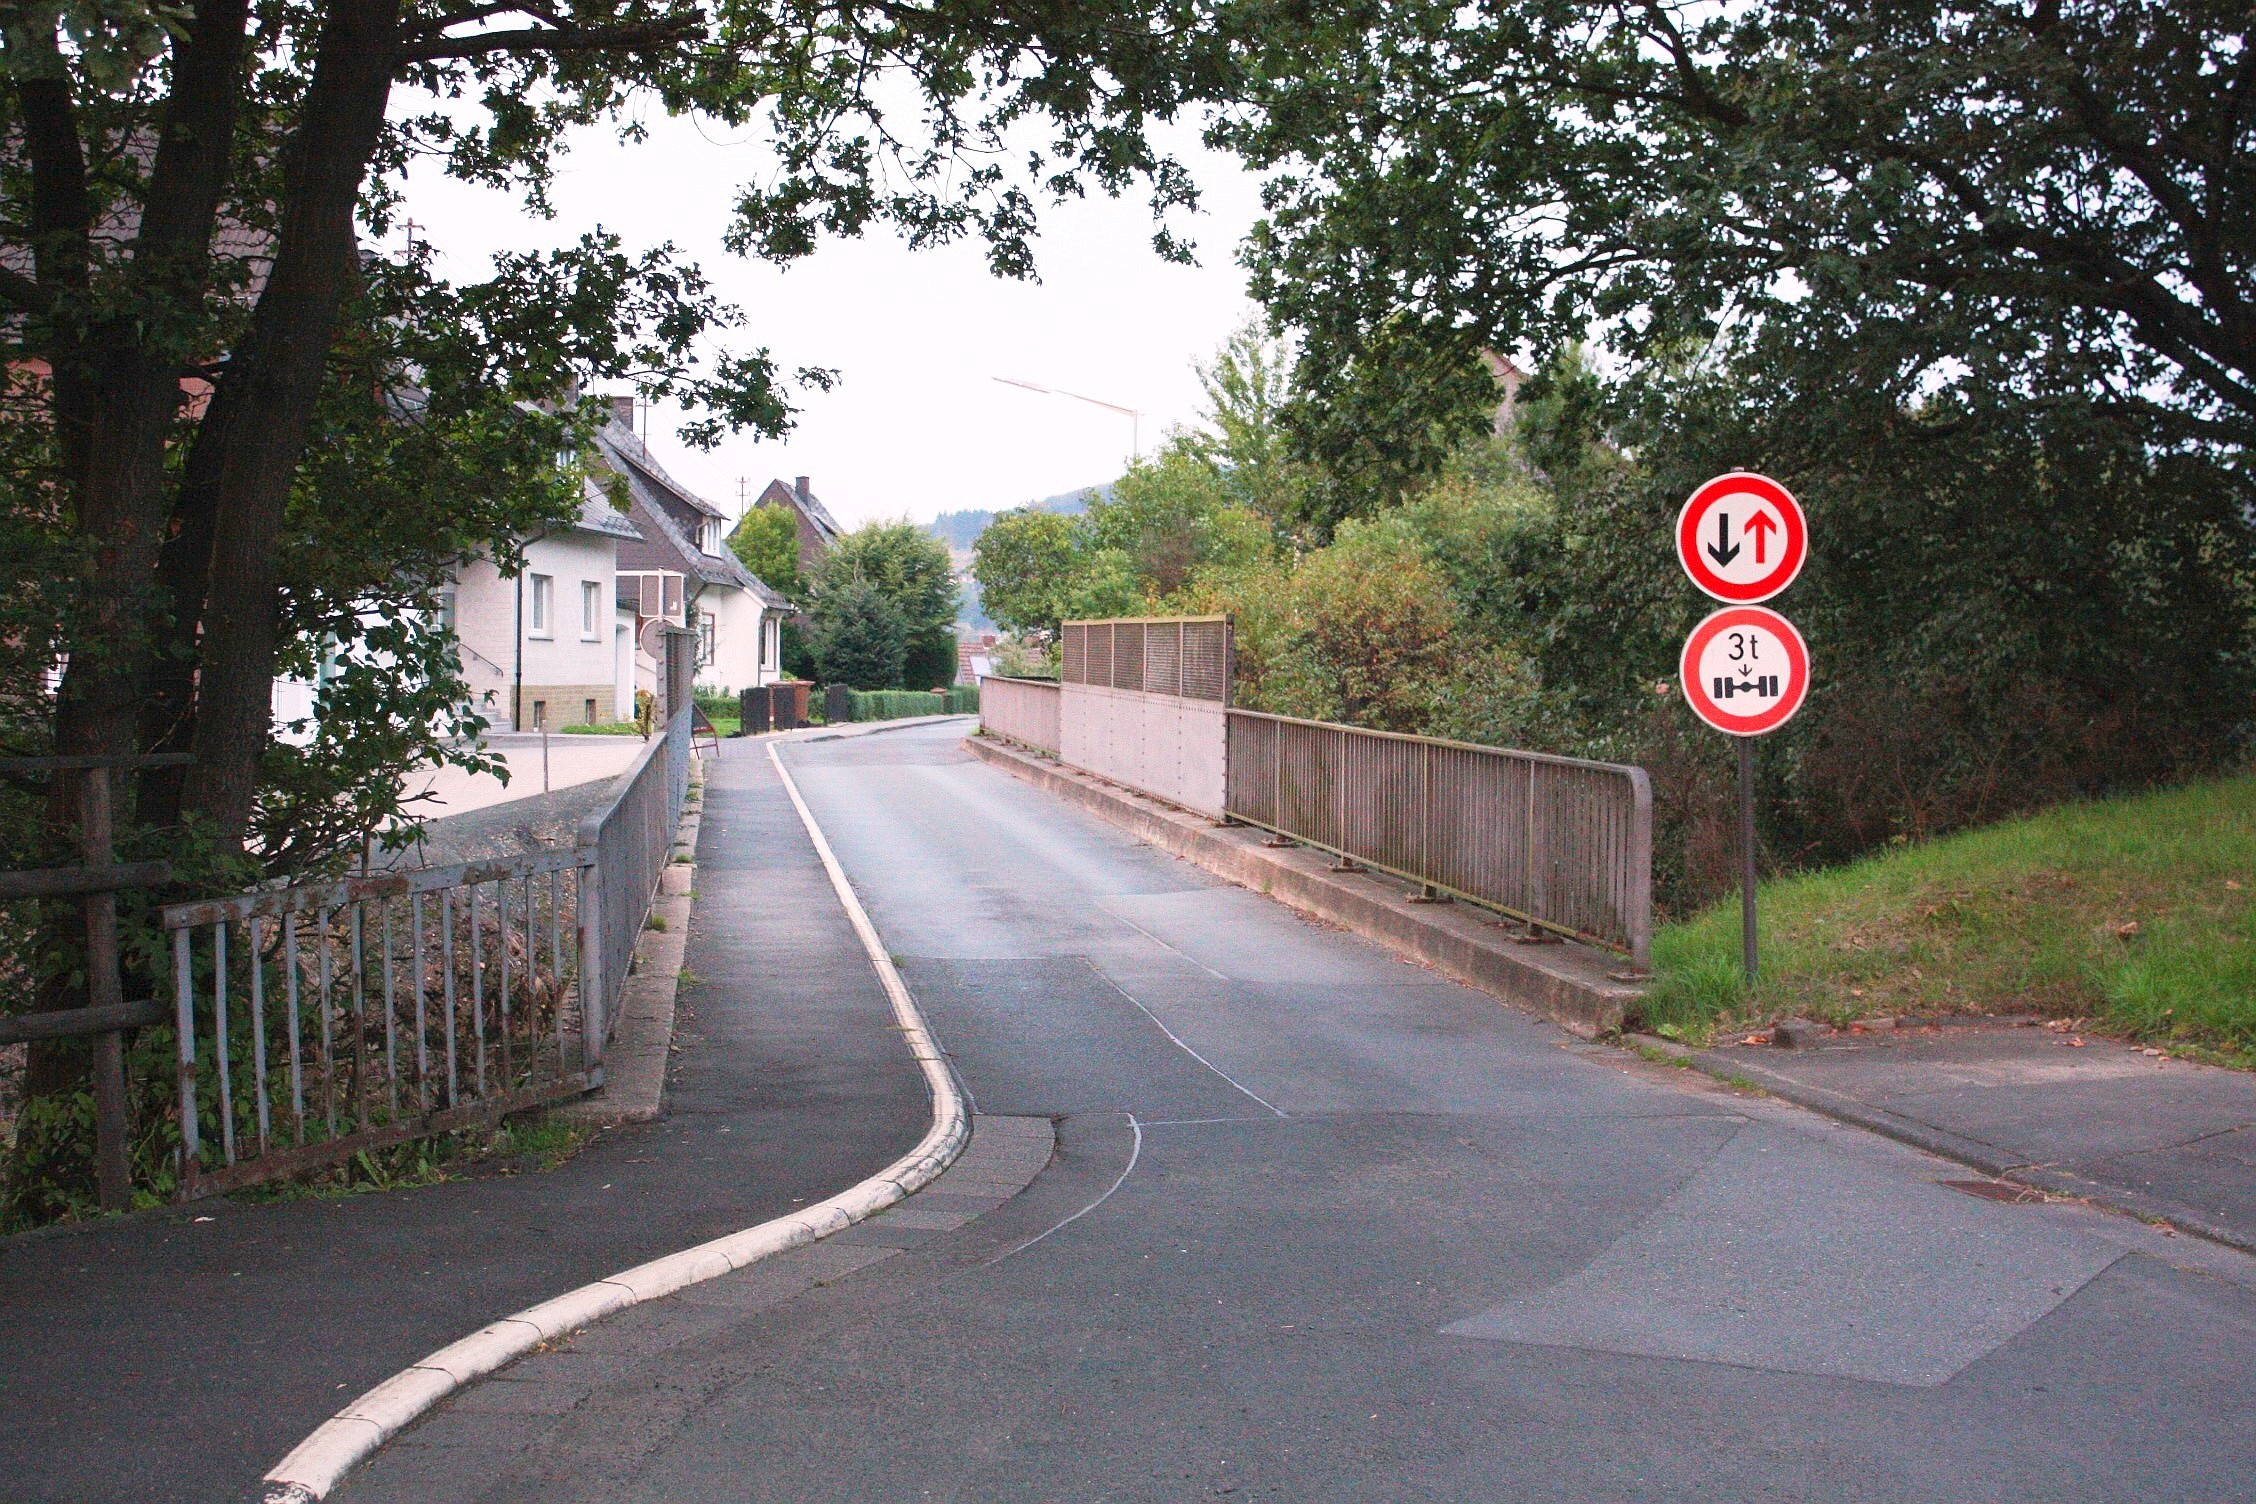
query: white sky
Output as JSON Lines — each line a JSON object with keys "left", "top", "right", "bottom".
{"left": 400, "top": 112, "right": 1268, "bottom": 530}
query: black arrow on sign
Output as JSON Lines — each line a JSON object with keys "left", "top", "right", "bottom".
{"left": 1706, "top": 511, "right": 1740, "bottom": 567}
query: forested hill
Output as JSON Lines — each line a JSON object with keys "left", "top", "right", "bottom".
{"left": 927, "top": 484, "right": 1107, "bottom": 559}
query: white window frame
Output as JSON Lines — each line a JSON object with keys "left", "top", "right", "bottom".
{"left": 580, "top": 580, "right": 601, "bottom": 639}
{"left": 529, "top": 573, "right": 553, "bottom": 637}
{"left": 698, "top": 613, "right": 716, "bottom": 667}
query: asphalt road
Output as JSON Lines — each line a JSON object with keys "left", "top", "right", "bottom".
{"left": 347, "top": 721, "right": 2256, "bottom": 1503}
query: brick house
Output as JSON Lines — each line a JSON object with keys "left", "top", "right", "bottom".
{"left": 753, "top": 474, "right": 844, "bottom": 578}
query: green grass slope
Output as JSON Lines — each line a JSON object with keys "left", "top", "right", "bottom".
{"left": 1642, "top": 772, "right": 2256, "bottom": 1061}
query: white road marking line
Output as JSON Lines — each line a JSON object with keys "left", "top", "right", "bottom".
{"left": 1092, "top": 967, "right": 1289, "bottom": 1119}
{"left": 986, "top": 1113, "right": 1143, "bottom": 1266}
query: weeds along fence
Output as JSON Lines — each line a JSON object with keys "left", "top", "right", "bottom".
{"left": 159, "top": 709, "right": 693, "bottom": 1200}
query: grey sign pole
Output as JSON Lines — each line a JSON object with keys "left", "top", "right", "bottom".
{"left": 1737, "top": 736, "right": 1758, "bottom": 980}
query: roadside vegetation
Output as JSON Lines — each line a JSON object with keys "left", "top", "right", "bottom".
{"left": 1640, "top": 774, "right": 2256, "bottom": 1061}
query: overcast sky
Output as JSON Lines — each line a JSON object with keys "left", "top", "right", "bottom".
{"left": 400, "top": 112, "right": 1268, "bottom": 531}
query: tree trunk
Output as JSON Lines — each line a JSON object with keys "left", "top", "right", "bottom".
{"left": 15, "top": 1, "right": 251, "bottom": 1103}
{"left": 179, "top": 0, "right": 401, "bottom": 851}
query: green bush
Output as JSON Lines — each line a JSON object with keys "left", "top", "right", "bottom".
{"left": 839, "top": 685, "right": 978, "bottom": 721}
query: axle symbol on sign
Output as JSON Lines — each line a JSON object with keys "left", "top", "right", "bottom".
{"left": 1705, "top": 510, "right": 1780, "bottom": 568}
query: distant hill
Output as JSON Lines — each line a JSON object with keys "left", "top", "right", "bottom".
{"left": 927, "top": 484, "right": 1109, "bottom": 560}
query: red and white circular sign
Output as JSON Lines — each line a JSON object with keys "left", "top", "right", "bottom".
{"left": 1680, "top": 606, "right": 1811, "bottom": 736}
{"left": 1676, "top": 472, "right": 1806, "bottom": 603}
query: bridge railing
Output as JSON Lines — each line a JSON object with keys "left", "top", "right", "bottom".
{"left": 1225, "top": 710, "right": 1652, "bottom": 965}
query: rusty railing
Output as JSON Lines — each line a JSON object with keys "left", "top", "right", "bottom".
{"left": 978, "top": 676, "right": 1062, "bottom": 754}
{"left": 162, "top": 847, "right": 596, "bottom": 1198}
{"left": 1225, "top": 711, "right": 1653, "bottom": 965}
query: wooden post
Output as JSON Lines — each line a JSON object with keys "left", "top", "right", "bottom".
{"left": 80, "top": 768, "right": 132, "bottom": 1211}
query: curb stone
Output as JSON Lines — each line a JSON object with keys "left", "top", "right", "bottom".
{"left": 1622, "top": 1032, "right": 2256, "bottom": 1256}
{"left": 252, "top": 742, "right": 971, "bottom": 1501}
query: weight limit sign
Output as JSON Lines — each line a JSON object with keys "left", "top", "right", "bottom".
{"left": 1680, "top": 606, "right": 1810, "bottom": 736}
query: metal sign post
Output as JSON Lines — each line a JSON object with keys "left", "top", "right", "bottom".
{"left": 1676, "top": 473, "right": 1813, "bottom": 982}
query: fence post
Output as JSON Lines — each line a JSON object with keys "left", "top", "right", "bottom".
{"left": 78, "top": 768, "right": 131, "bottom": 1211}
{"left": 578, "top": 855, "right": 603, "bottom": 1074}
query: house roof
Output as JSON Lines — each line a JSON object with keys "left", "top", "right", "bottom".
{"left": 756, "top": 476, "right": 844, "bottom": 542}
{"left": 573, "top": 476, "right": 643, "bottom": 541}
{"left": 593, "top": 419, "right": 791, "bottom": 608}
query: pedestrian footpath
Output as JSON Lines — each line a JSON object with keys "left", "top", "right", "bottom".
{"left": 1654, "top": 1019, "right": 2256, "bottom": 1250}
{"left": 0, "top": 738, "right": 930, "bottom": 1504}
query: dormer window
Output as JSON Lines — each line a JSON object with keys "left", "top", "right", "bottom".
{"left": 700, "top": 517, "right": 723, "bottom": 555}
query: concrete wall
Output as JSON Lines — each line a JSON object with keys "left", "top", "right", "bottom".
{"left": 1059, "top": 683, "right": 1227, "bottom": 818}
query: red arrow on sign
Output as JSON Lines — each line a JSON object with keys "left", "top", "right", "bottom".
{"left": 1744, "top": 510, "right": 1778, "bottom": 565}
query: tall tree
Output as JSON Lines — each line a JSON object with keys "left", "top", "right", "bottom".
{"left": 1222, "top": 0, "right": 2256, "bottom": 492}
{"left": 1, "top": 0, "right": 1225, "bottom": 855}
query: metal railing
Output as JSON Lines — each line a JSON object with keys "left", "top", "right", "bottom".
{"left": 160, "top": 676, "right": 697, "bottom": 1199}
{"left": 162, "top": 848, "right": 594, "bottom": 1198}
{"left": 1061, "top": 616, "right": 1229, "bottom": 700}
{"left": 1225, "top": 711, "right": 1653, "bottom": 964}
{"left": 978, "top": 676, "right": 1061, "bottom": 754}
{"left": 576, "top": 709, "right": 690, "bottom": 1031}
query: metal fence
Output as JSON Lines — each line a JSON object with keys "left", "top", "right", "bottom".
{"left": 576, "top": 709, "right": 690, "bottom": 1032}
{"left": 978, "top": 676, "right": 1061, "bottom": 754}
{"left": 1225, "top": 711, "right": 1653, "bottom": 964}
{"left": 1060, "top": 616, "right": 1229, "bottom": 699}
{"left": 159, "top": 637, "right": 699, "bottom": 1199}
{"left": 162, "top": 849, "right": 594, "bottom": 1198}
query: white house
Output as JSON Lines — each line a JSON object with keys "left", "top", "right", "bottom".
{"left": 443, "top": 477, "right": 645, "bottom": 731}
{"left": 591, "top": 400, "right": 792, "bottom": 699}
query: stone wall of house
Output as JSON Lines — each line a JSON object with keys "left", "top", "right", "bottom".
{"left": 514, "top": 683, "right": 617, "bottom": 729}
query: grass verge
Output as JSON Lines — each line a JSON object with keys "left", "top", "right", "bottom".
{"left": 1640, "top": 771, "right": 2256, "bottom": 1062}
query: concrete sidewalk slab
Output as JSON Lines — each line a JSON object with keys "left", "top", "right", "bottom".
{"left": 1647, "top": 1023, "right": 2256, "bottom": 1252}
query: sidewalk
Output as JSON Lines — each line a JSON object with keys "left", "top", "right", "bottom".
{"left": 0, "top": 737, "right": 931, "bottom": 1504}
{"left": 1650, "top": 1020, "right": 2256, "bottom": 1251}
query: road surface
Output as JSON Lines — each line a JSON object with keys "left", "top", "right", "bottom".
{"left": 348, "top": 720, "right": 2256, "bottom": 1503}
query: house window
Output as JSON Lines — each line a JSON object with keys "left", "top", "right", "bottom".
{"left": 700, "top": 518, "right": 722, "bottom": 555}
{"left": 762, "top": 618, "right": 778, "bottom": 670}
{"left": 436, "top": 590, "right": 457, "bottom": 635}
{"left": 531, "top": 699, "right": 547, "bottom": 730}
{"left": 581, "top": 580, "right": 600, "bottom": 638}
{"left": 584, "top": 697, "right": 598, "bottom": 725}
{"left": 529, "top": 573, "right": 553, "bottom": 636}
{"left": 698, "top": 614, "right": 716, "bottom": 667}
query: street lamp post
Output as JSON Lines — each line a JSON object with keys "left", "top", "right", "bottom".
{"left": 993, "top": 376, "right": 1143, "bottom": 465}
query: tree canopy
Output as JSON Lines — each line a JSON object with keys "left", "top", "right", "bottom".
{"left": 1, "top": 0, "right": 1229, "bottom": 868}
{"left": 1222, "top": 0, "right": 2256, "bottom": 487}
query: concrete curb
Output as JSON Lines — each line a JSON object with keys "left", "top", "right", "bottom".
{"left": 963, "top": 733, "right": 1641, "bottom": 1039}
{"left": 1624, "top": 1033, "right": 2256, "bottom": 1256}
{"left": 255, "top": 744, "right": 970, "bottom": 1502}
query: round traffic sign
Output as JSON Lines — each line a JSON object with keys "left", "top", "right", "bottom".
{"left": 1680, "top": 606, "right": 1810, "bottom": 736}
{"left": 1676, "top": 472, "right": 1806, "bottom": 603}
